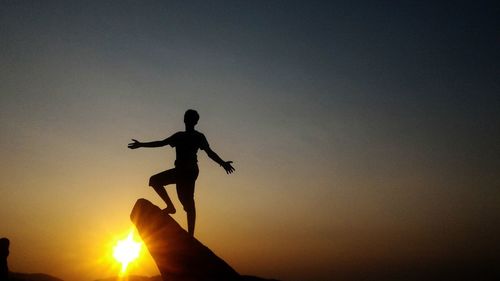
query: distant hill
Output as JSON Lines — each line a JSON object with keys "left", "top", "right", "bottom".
{"left": 9, "top": 272, "right": 64, "bottom": 281}
{"left": 10, "top": 272, "right": 278, "bottom": 281}
{"left": 96, "top": 275, "right": 278, "bottom": 281}
{"left": 240, "top": 276, "right": 280, "bottom": 281}
{"left": 95, "top": 275, "right": 162, "bottom": 281}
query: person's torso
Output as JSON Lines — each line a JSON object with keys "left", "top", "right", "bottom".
{"left": 171, "top": 131, "right": 206, "bottom": 167}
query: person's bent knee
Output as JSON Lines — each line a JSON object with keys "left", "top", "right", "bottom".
{"left": 149, "top": 176, "right": 159, "bottom": 187}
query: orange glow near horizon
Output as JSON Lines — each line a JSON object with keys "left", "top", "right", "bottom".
{"left": 112, "top": 230, "right": 142, "bottom": 275}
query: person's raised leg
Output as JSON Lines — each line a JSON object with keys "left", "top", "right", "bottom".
{"left": 151, "top": 185, "right": 176, "bottom": 214}
{"left": 149, "top": 169, "right": 177, "bottom": 214}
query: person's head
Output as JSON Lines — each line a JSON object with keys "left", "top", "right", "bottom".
{"left": 0, "top": 238, "right": 9, "bottom": 256}
{"left": 184, "top": 109, "right": 199, "bottom": 127}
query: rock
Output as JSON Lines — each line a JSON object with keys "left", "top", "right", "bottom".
{"left": 130, "top": 199, "right": 241, "bottom": 281}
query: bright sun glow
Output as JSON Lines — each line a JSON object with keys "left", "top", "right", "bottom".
{"left": 112, "top": 230, "right": 142, "bottom": 275}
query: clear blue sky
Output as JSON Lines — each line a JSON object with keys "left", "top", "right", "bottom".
{"left": 1, "top": 1, "right": 499, "bottom": 281}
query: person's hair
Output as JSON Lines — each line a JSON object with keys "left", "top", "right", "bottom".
{"left": 0, "top": 238, "right": 9, "bottom": 249}
{"left": 184, "top": 109, "right": 200, "bottom": 125}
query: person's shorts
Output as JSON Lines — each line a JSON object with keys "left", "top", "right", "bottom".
{"left": 149, "top": 165, "right": 199, "bottom": 211}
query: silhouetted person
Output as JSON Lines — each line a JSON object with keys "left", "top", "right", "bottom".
{"left": 128, "top": 109, "right": 235, "bottom": 236}
{"left": 0, "top": 238, "right": 9, "bottom": 281}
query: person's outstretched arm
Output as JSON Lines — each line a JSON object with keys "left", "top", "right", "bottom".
{"left": 204, "top": 147, "right": 235, "bottom": 174}
{"left": 128, "top": 138, "right": 170, "bottom": 149}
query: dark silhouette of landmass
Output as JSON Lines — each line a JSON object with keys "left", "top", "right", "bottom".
{"left": 95, "top": 276, "right": 162, "bottom": 281}
{"left": 130, "top": 198, "right": 279, "bottom": 281}
{"left": 9, "top": 272, "right": 64, "bottom": 281}
{"left": 96, "top": 275, "right": 277, "bottom": 281}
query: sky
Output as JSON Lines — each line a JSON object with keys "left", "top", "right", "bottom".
{"left": 1, "top": 1, "right": 499, "bottom": 281}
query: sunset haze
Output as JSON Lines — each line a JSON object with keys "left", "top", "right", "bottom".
{"left": 1, "top": 1, "right": 499, "bottom": 281}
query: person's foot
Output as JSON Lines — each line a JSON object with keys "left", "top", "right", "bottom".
{"left": 163, "top": 205, "right": 176, "bottom": 214}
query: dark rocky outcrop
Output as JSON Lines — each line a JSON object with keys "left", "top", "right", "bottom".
{"left": 130, "top": 199, "right": 278, "bottom": 281}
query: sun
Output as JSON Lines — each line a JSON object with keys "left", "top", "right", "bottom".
{"left": 112, "top": 230, "right": 142, "bottom": 275}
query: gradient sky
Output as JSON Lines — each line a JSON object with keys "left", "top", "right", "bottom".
{"left": 1, "top": 1, "right": 499, "bottom": 281}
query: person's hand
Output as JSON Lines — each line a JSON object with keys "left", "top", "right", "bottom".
{"left": 221, "top": 161, "right": 235, "bottom": 174}
{"left": 128, "top": 139, "right": 142, "bottom": 149}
